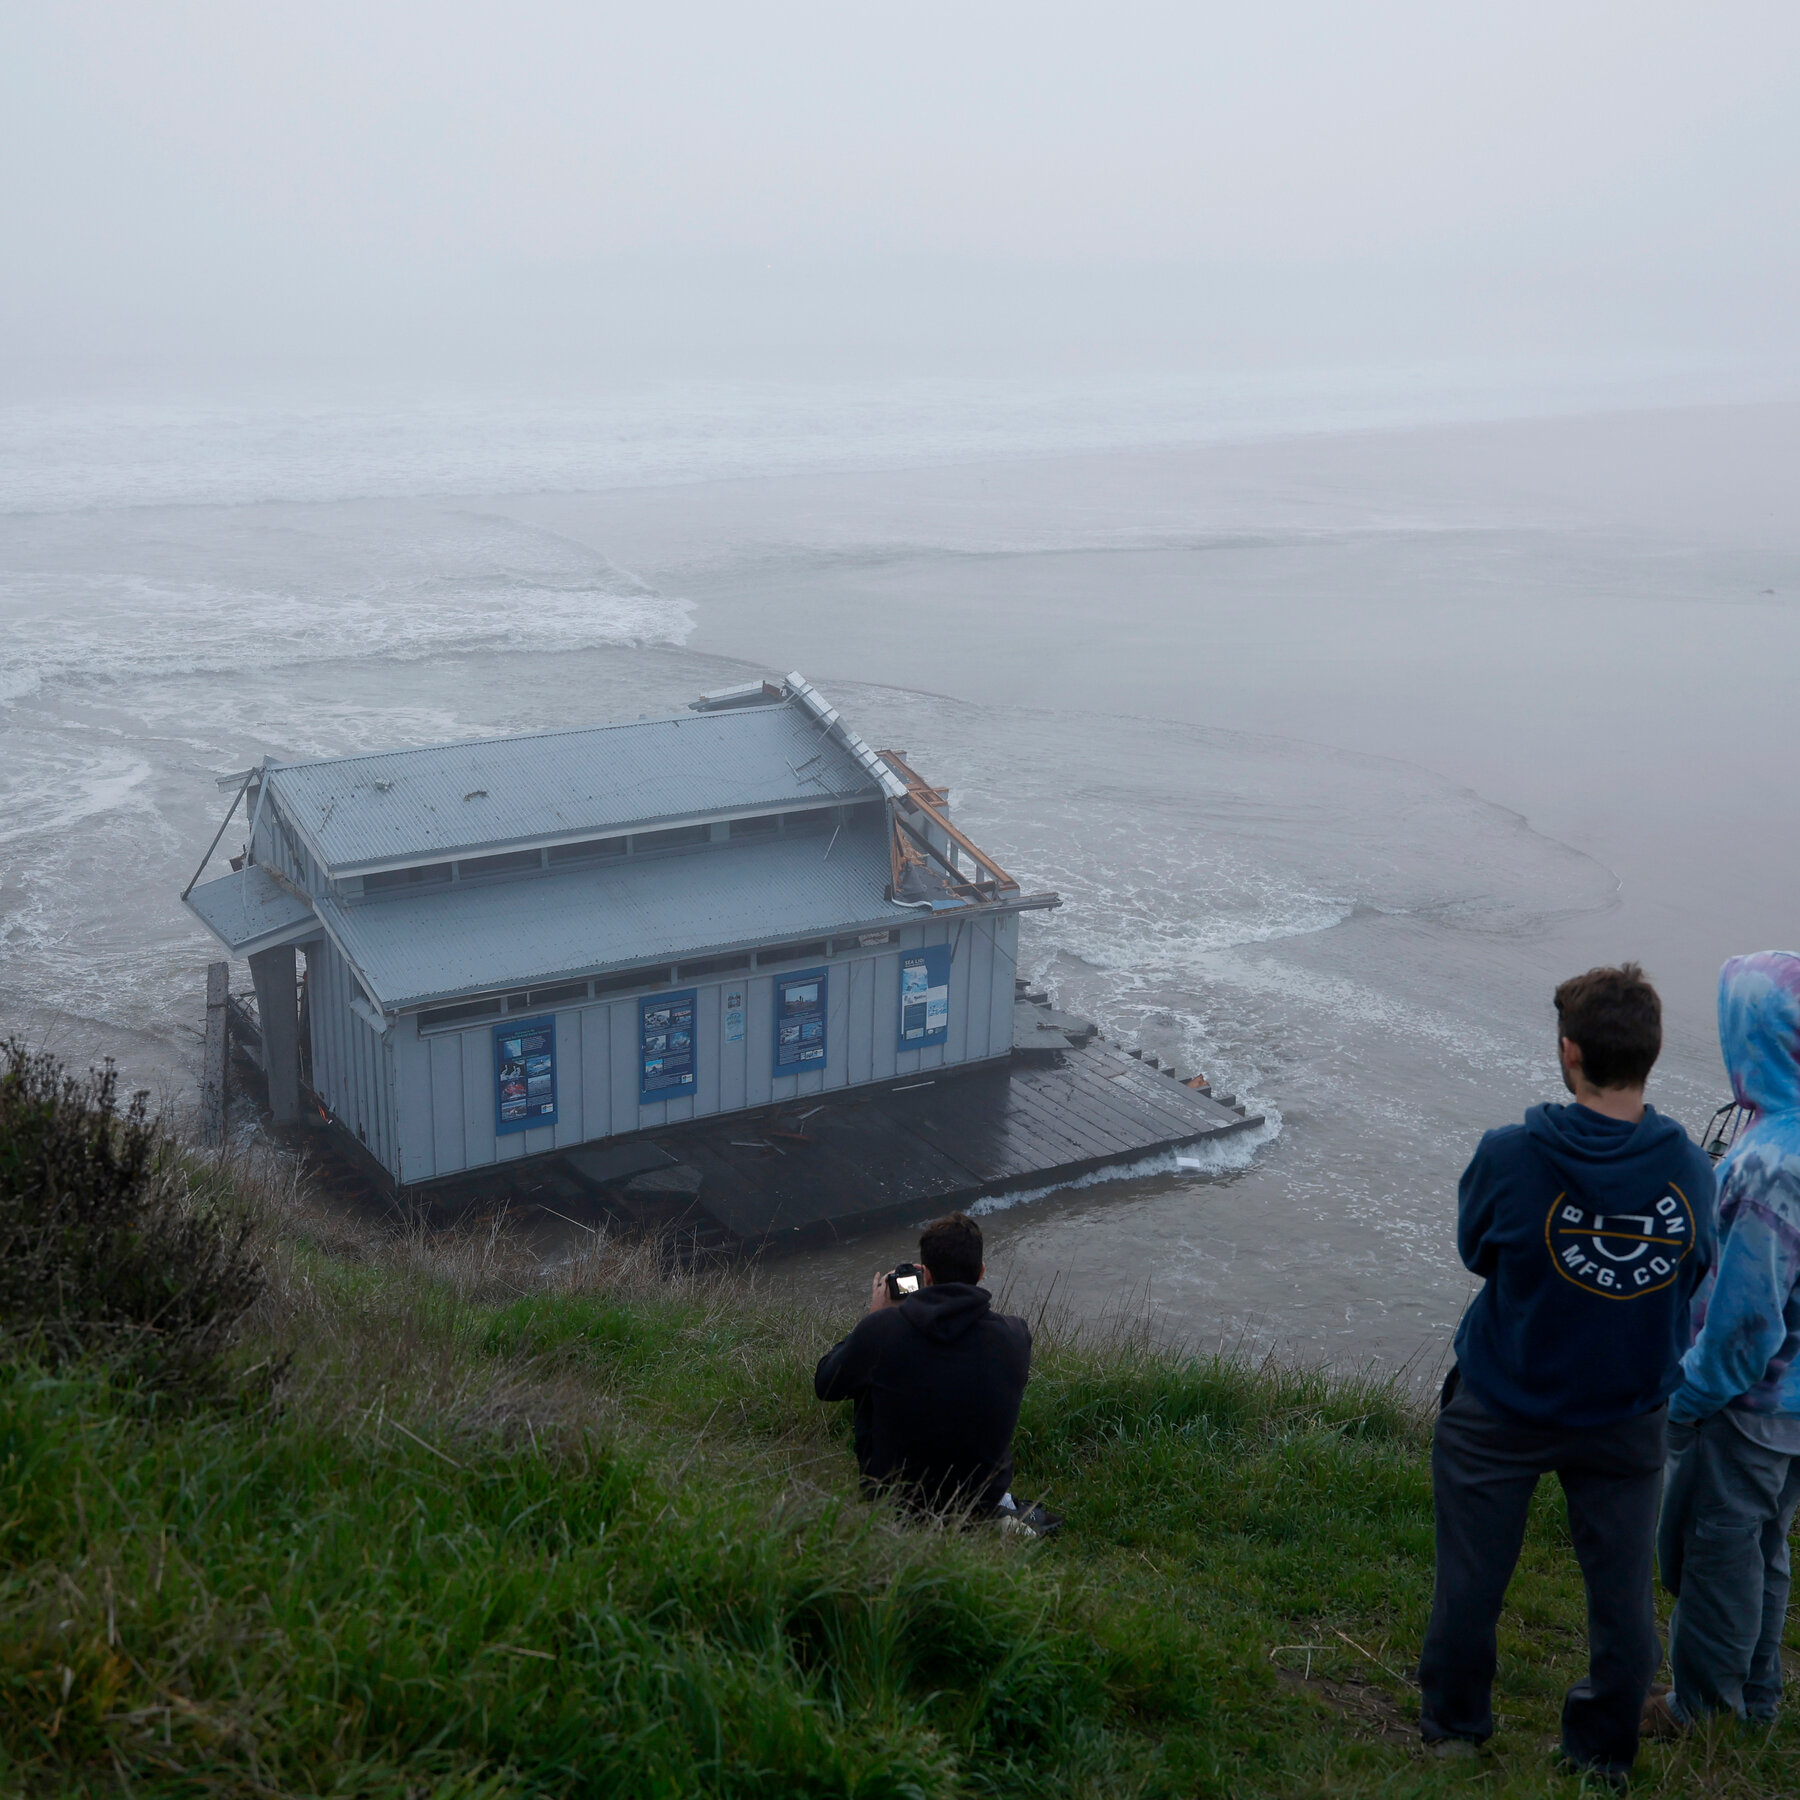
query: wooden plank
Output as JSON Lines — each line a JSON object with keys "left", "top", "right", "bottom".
{"left": 1047, "top": 1050, "right": 1202, "bottom": 1120}
{"left": 964, "top": 1068, "right": 1114, "bottom": 1166}
{"left": 1001, "top": 1071, "right": 1142, "bottom": 1163}
{"left": 202, "top": 961, "right": 228, "bottom": 1147}
{"left": 688, "top": 1103, "right": 978, "bottom": 1241}
{"left": 904, "top": 1120, "right": 1038, "bottom": 1186}
{"left": 880, "top": 1070, "right": 1043, "bottom": 1183}
{"left": 1008, "top": 1062, "right": 1174, "bottom": 1150}
{"left": 1099, "top": 1055, "right": 1245, "bottom": 1127}
{"left": 1101, "top": 1060, "right": 1233, "bottom": 1126}
{"left": 1033, "top": 1071, "right": 1211, "bottom": 1152}
{"left": 1024, "top": 1054, "right": 1219, "bottom": 1142}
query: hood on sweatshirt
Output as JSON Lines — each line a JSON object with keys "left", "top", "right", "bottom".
{"left": 1524, "top": 1098, "right": 1691, "bottom": 1184}
{"left": 899, "top": 1283, "right": 992, "bottom": 1344}
{"left": 1719, "top": 951, "right": 1800, "bottom": 1124}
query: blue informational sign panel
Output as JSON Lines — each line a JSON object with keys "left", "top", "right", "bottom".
{"left": 640, "top": 989, "right": 698, "bottom": 1101}
{"left": 898, "top": 943, "right": 952, "bottom": 1051}
{"left": 773, "top": 967, "right": 828, "bottom": 1073}
{"left": 495, "top": 1016, "right": 556, "bottom": 1135}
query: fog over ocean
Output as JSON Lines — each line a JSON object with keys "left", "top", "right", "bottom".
{"left": 4, "top": 368, "right": 1798, "bottom": 1369}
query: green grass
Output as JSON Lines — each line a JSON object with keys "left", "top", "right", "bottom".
{"left": 2, "top": 1199, "right": 1796, "bottom": 1797}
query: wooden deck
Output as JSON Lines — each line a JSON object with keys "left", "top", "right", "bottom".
{"left": 546, "top": 1040, "right": 1261, "bottom": 1248}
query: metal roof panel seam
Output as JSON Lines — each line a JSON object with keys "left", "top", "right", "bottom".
{"left": 264, "top": 696, "right": 878, "bottom": 874}
{"left": 315, "top": 822, "right": 921, "bottom": 1009}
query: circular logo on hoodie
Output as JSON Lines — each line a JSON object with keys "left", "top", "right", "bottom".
{"left": 1544, "top": 1183, "right": 1697, "bottom": 1298}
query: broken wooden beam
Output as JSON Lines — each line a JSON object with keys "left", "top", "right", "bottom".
{"left": 202, "top": 960, "right": 229, "bottom": 1146}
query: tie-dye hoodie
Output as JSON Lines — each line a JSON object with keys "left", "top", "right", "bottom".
{"left": 1670, "top": 952, "right": 1800, "bottom": 1434}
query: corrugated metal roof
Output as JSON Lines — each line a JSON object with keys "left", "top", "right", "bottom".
{"left": 317, "top": 821, "right": 944, "bottom": 1010}
{"left": 184, "top": 864, "right": 318, "bottom": 956}
{"left": 264, "top": 693, "right": 880, "bottom": 875}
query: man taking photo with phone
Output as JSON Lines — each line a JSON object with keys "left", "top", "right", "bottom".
{"left": 814, "top": 1211, "right": 1031, "bottom": 1516}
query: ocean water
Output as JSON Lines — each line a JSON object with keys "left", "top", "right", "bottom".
{"left": 4, "top": 366, "right": 1797, "bottom": 1366}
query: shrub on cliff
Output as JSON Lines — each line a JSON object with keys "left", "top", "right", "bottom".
{"left": 0, "top": 1041, "right": 263, "bottom": 1402}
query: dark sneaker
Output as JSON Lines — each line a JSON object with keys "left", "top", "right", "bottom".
{"left": 1641, "top": 1687, "right": 1689, "bottom": 1741}
{"left": 997, "top": 1498, "right": 1064, "bottom": 1539}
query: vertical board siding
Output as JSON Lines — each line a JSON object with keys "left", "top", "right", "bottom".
{"left": 550, "top": 1020, "right": 584, "bottom": 1150}
{"left": 429, "top": 1032, "right": 464, "bottom": 1177}
{"left": 608, "top": 1004, "right": 637, "bottom": 1136}
{"left": 873, "top": 944, "right": 902, "bottom": 1082}
{"left": 395, "top": 1019, "right": 434, "bottom": 1183}
{"left": 720, "top": 978, "right": 748, "bottom": 1114}
{"left": 350, "top": 978, "right": 372, "bottom": 1148}
{"left": 943, "top": 919, "right": 970, "bottom": 1068}
{"left": 309, "top": 937, "right": 398, "bottom": 1172}
{"left": 823, "top": 971, "right": 849, "bottom": 1093}
{"left": 698, "top": 985, "right": 723, "bottom": 1116}
{"left": 462, "top": 1029, "right": 496, "bottom": 1168}
{"left": 380, "top": 920, "right": 1025, "bottom": 1184}
{"left": 744, "top": 977, "right": 775, "bottom": 1110}
{"left": 312, "top": 941, "right": 347, "bottom": 1134}
{"left": 847, "top": 957, "right": 875, "bottom": 1087}
{"left": 581, "top": 1008, "right": 613, "bottom": 1143}
{"left": 989, "top": 913, "right": 1020, "bottom": 1055}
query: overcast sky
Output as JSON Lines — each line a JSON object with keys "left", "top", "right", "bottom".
{"left": 6, "top": 2, "right": 1798, "bottom": 369}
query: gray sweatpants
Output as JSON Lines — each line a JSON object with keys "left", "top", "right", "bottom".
{"left": 1659, "top": 1414, "right": 1800, "bottom": 1721}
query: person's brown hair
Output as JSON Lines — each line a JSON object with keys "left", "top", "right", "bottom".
{"left": 918, "top": 1212, "right": 984, "bottom": 1286}
{"left": 1554, "top": 963, "right": 1662, "bottom": 1090}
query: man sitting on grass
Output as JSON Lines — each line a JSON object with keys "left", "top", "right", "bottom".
{"left": 1418, "top": 963, "right": 1717, "bottom": 1783}
{"left": 814, "top": 1212, "right": 1031, "bottom": 1517}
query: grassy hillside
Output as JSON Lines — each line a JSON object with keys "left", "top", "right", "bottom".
{"left": 2, "top": 1067, "right": 1795, "bottom": 1795}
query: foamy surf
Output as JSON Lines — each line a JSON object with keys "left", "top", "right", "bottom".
{"left": 0, "top": 751, "right": 154, "bottom": 846}
{"left": 0, "top": 505, "right": 692, "bottom": 705}
{"left": 970, "top": 1111, "right": 1281, "bottom": 1217}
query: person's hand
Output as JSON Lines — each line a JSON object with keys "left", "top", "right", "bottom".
{"left": 868, "top": 1270, "right": 893, "bottom": 1313}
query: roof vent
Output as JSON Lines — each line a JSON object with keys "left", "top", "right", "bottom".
{"left": 688, "top": 680, "right": 785, "bottom": 713}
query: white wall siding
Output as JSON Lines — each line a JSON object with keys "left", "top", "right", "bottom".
{"left": 376, "top": 912, "right": 1023, "bottom": 1184}
{"left": 306, "top": 936, "right": 397, "bottom": 1172}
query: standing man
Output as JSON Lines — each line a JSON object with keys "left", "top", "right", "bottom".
{"left": 1648, "top": 952, "right": 1800, "bottom": 1734}
{"left": 1419, "top": 964, "right": 1717, "bottom": 1781}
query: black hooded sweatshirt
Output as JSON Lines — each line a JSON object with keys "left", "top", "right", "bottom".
{"left": 814, "top": 1283, "right": 1031, "bottom": 1513}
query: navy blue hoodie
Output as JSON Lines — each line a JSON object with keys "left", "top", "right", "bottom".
{"left": 1453, "top": 1102, "right": 1717, "bottom": 1428}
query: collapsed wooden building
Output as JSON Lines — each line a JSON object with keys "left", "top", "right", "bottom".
{"left": 183, "top": 674, "right": 1256, "bottom": 1243}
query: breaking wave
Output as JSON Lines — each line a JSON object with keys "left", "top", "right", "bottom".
{"left": 969, "top": 1114, "right": 1282, "bottom": 1216}
{"left": 0, "top": 505, "right": 691, "bottom": 705}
